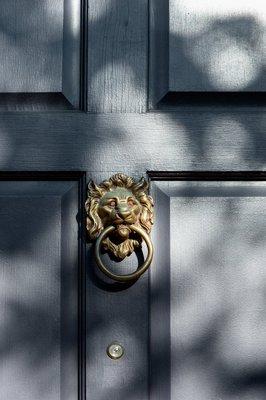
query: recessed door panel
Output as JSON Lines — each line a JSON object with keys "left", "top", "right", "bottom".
{"left": 151, "top": 178, "right": 266, "bottom": 400}
{"left": 0, "top": 179, "right": 80, "bottom": 400}
{"left": 0, "top": 0, "right": 82, "bottom": 110}
{"left": 169, "top": 0, "right": 265, "bottom": 92}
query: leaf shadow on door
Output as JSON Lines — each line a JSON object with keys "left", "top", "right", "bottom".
{"left": 0, "top": 1, "right": 265, "bottom": 400}
{"left": 169, "top": 192, "right": 266, "bottom": 400}
{"left": 0, "top": 196, "right": 64, "bottom": 399}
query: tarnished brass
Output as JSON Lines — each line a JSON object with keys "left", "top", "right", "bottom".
{"left": 85, "top": 173, "right": 154, "bottom": 282}
{"left": 107, "top": 342, "right": 125, "bottom": 360}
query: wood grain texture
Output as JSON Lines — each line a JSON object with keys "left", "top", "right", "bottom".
{"left": 61, "top": 184, "right": 79, "bottom": 400}
{"left": 0, "top": 0, "right": 63, "bottom": 92}
{"left": 169, "top": 0, "right": 266, "bottom": 91}
{"left": 149, "top": 0, "right": 169, "bottom": 107}
{"left": 0, "top": 196, "right": 61, "bottom": 399}
{"left": 0, "top": 93, "right": 74, "bottom": 111}
{"left": 150, "top": 184, "right": 171, "bottom": 400}
{"left": 170, "top": 184, "right": 266, "bottom": 399}
{"left": 0, "top": 180, "right": 81, "bottom": 400}
{"left": 62, "top": 0, "right": 81, "bottom": 108}
{"left": 0, "top": 108, "right": 264, "bottom": 400}
{"left": 2, "top": 107, "right": 264, "bottom": 398}
{"left": 1, "top": 2, "right": 265, "bottom": 399}
{"left": 87, "top": 0, "right": 148, "bottom": 112}
{"left": 0, "top": 109, "right": 264, "bottom": 174}
{"left": 86, "top": 247, "right": 149, "bottom": 399}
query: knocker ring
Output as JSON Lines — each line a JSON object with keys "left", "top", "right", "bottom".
{"left": 95, "top": 225, "right": 154, "bottom": 282}
{"left": 85, "top": 173, "right": 154, "bottom": 283}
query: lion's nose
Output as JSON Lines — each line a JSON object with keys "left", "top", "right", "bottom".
{"left": 117, "top": 205, "right": 131, "bottom": 219}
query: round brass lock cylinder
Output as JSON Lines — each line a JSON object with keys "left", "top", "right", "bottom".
{"left": 107, "top": 342, "right": 125, "bottom": 360}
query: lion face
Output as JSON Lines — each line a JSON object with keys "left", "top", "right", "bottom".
{"left": 98, "top": 187, "right": 141, "bottom": 235}
{"left": 85, "top": 174, "right": 154, "bottom": 260}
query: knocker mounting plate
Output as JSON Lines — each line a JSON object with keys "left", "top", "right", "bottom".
{"left": 85, "top": 173, "right": 154, "bottom": 282}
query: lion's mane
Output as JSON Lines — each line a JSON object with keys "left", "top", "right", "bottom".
{"left": 85, "top": 173, "right": 154, "bottom": 240}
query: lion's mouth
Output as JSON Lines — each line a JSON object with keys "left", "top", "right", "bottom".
{"left": 113, "top": 216, "right": 135, "bottom": 225}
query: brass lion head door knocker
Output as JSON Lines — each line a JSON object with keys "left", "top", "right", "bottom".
{"left": 85, "top": 173, "right": 154, "bottom": 282}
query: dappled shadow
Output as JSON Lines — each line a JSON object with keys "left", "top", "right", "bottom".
{"left": 169, "top": 186, "right": 266, "bottom": 399}
{"left": 170, "top": 15, "right": 265, "bottom": 91}
{"left": 0, "top": 196, "right": 62, "bottom": 399}
{"left": 0, "top": 0, "right": 63, "bottom": 92}
{"left": 0, "top": 1, "right": 265, "bottom": 399}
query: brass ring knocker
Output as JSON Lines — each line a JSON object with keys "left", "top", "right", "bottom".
{"left": 85, "top": 173, "right": 154, "bottom": 283}
{"left": 95, "top": 225, "right": 154, "bottom": 282}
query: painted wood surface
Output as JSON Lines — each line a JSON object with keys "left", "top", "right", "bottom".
{"left": 62, "top": 0, "right": 81, "bottom": 108}
{"left": 169, "top": 182, "right": 266, "bottom": 399}
{"left": 0, "top": 93, "right": 74, "bottom": 112}
{"left": 150, "top": 184, "right": 171, "bottom": 400}
{"left": 0, "top": 180, "right": 80, "bottom": 400}
{"left": 86, "top": 247, "right": 149, "bottom": 400}
{"left": 0, "top": 109, "right": 264, "bottom": 174}
{"left": 0, "top": 1, "right": 265, "bottom": 399}
{"left": 87, "top": 0, "right": 148, "bottom": 112}
{"left": 61, "top": 183, "right": 79, "bottom": 400}
{"left": 169, "top": 0, "right": 266, "bottom": 91}
{"left": 149, "top": 0, "right": 169, "bottom": 106}
{"left": 150, "top": 179, "right": 266, "bottom": 400}
{"left": 0, "top": 0, "right": 63, "bottom": 92}
{"left": 0, "top": 195, "right": 61, "bottom": 399}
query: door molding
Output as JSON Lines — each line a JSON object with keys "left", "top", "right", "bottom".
{"left": 0, "top": 171, "right": 87, "bottom": 400}
{"left": 148, "top": 171, "right": 266, "bottom": 181}
{"left": 148, "top": 170, "right": 266, "bottom": 400}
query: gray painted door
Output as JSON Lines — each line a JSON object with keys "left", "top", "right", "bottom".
{"left": 0, "top": 179, "right": 81, "bottom": 400}
{"left": 0, "top": 1, "right": 265, "bottom": 399}
{"left": 151, "top": 176, "right": 266, "bottom": 400}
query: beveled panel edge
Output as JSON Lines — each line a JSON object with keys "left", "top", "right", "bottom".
{"left": 0, "top": 170, "right": 87, "bottom": 400}
{"left": 147, "top": 171, "right": 266, "bottom": 181}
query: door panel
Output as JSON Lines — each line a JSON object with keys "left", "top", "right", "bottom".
{"left": 169, "top": 0, "right": 265, "bottom": 92}
{"left": 0, "top": 0, "right": 82, "bottom": 110}
{"left": 0, "top": 0, "right": 63, "bottom": 93}
{"left": 151, "top": 175, "right": 266, "bottom": 400}
{"left": 149, "top": 0, "right": 266, "bottom": 108}
{"left": 0, "top": 177, "right": 84, "bottom": 400}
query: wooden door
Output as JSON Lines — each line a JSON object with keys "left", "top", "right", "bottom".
{"left": 0, "top": 1, "right": 265, "bottom": 399}
{"left": 0, "top": 173, "right": 86, "bottom": 400}
{"left": 150, "top": 172, "right": 266, "bottom": 400}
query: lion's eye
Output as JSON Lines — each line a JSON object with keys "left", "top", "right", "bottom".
{"left": 128, "top": 199, "right": 134, "bottom": 207}
{"left": 109, "top": 200, "right": 116, "bottom": 208}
